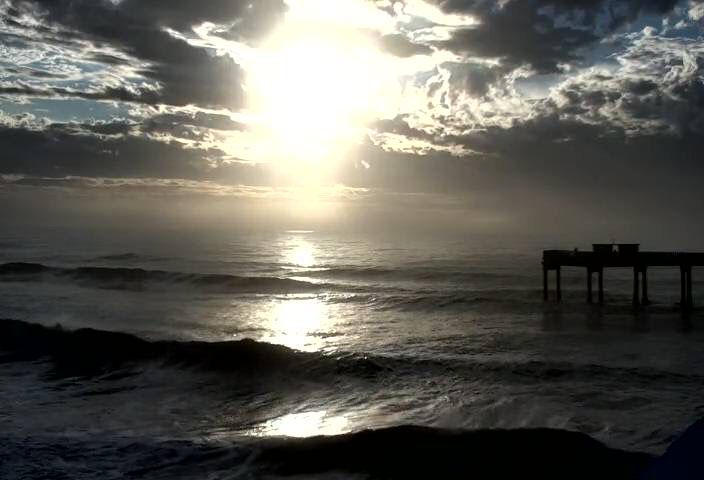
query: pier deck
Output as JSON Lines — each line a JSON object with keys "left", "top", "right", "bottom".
{"left": 542, "top": 247, "right": 702, "bottom": 308}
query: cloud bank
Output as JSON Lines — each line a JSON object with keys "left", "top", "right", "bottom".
{"left": 1, "top": 0, "right": 703, "bottom": 237}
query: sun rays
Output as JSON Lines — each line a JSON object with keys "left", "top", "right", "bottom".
{"left": 244, "top": 0, "right": 399, "bottom": 176}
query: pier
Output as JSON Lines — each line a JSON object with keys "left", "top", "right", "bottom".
{"left": 543, "top": 244, "right": 702, "bottom": 309}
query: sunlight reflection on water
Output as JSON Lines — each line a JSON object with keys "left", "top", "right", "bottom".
{"left": 262, "top": 296, "right": 328, "bottom": 351}
{"left": 285, "top": 235, "right": 316, "bottom": 268}
{"left": 258, "top": 233, "right": 332, "bottom": 351}
{"left": 251, "top": 410, "right": 349, "bottom": 437}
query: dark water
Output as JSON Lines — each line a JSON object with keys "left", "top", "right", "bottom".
{"left": 1, "top": 228, "right": 703, "bottom": 478}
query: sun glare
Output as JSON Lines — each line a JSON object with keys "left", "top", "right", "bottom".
{"left": 288, "top": 243, "right": 315, "bottom": 268}
{"left": 263, "top": 297, "right": 327, "bottom": 351}
{"left": 246, "top": 1, "right": 398, "bottom": 174}
{"left": 253, "top": 410, "right": 349, "bottom": 437}
{"left": 284, "top": 235, "right": 316, "bottom": 267}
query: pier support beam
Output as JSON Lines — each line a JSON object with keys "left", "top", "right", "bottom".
{"left": 680, "top": 266, "right": 693, "bottom": 311}
{"left": 686, "top": 266, "right": 693, "bottom": 310}
{"left": 632, "top": 266, "right": 640, "bottom": 307}
{"left": 543, "top": 249, "right": 699, "bottom": 308}
{"left": 543, "top": 267, "right": 548, "bottom": 302}
{"left": 587, "top": 268, "right": 593, "bottom": 303}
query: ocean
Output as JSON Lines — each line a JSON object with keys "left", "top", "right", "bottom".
{"left": 1, "top": 226, "right": 703, "bottom": 478}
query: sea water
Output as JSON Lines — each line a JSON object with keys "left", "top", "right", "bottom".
{"left": 1, "top": 226, "right": 703, "bottom": 478}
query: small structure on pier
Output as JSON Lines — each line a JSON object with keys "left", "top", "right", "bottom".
{"left": 543, "top": 244, "right": 701, "bottom": 309}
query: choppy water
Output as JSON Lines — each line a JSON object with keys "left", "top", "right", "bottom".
{"left": 1, "top": 227, "right": 703, "bottom": 478}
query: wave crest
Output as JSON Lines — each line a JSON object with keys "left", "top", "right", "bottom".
{"left": 259, "top": 424, "right": 653, "bottom": 479}
{"left": 0, "top": 319, "right": 386, "bottom": 379}
{"left": 0, "top": 262, "right": 320, "bottom": 294}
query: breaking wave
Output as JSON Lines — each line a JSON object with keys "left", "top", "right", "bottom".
{"left": 0, "top": 424, "right": 659, "bottom": 480}
{"left": 289, "top": 265, "right": 532, "bottom": 283}
{"left": 257, "top": 424, "right": 654, "bottom": 479}
{"left": 0, "top": 262, "right": 321, "bottom": 294}
{"left": 0, "top": 319, "right": 386, "bottom": 379}
{"left": 1, "top": 320, "right": 700, "bottom": 389}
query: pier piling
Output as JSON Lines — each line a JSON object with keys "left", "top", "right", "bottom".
{"left": 543, "top": 267, "right": 548, "bottom": 302}
{"left": 632, "top": 267, "right": 640, "bottom": 307}
{"left": 587, "top": 269, "right": 593, "bottom": 303}
{"left": 542, "top": 245, "right": 700, "bottom": 310}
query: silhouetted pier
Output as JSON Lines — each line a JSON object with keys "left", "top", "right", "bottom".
{"left": 543, "top": 244, "right": 702, "bottom": 309}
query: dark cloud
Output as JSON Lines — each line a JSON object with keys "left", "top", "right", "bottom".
{"left": 453, "top": 117, "right": 704, "bottom": 233}
{"left": 430, "top": 0, "right": 683, "bottom": 72}
{"left": 373, "top": 116, "right": 437, "bottom": 143}
{"left": 50, "top": 120, "right": 137, "bottom": 137}
{"left": 143, "top": 112, "right": 246, "bottom": 134}
{"left": 365, "top": 20, "right": 704, "bottom": 235}
{"left": 433, "top": 0, "right": 681, "bottom": 23}
{"left": 0, "top": 0, "right": 702, "bottom": 238}
{"left": 0, "top": 121, "right": 220, "bottom": 179}
{"left": 2, "top": 65, "right": 67, "bottom": 79}
{"left": 3, "top": 0, "right": 286, "bottom": 108}
{"left": 89, "top": 53, "right": 131, "bottom": 67}
{"left": 135, "top": 112, "right": 247, "bottom": 145}
{"left": 624, "top": 79, "right": 658, "bottom": 96}
{"left": 549, "top": 39, "right": 704, "bottom": 135}
{"left": 206, "top": 0, "right": 288, "bottom": 44}
{"left": 373, "top": 102, "right": 704, "bottom": 201}
{"left": 0, "top": 83, "right": 161, "bottom": 105}
{"left": 436, "top": 2, "right": 597, "bottom": 73}
{"left": 117, "top": 0, "right": 286, "bottom": 34}
{"left": 0, "top": 117, "right": 276, "bottom": 188}
{"left": 443, "top": 61, "right": 505, "bottom": 97}
{"left": 355, "top": 116, "right": 704, "bottom": 239}
{"left": 542, "top": 0, "right": 681, "bottom": 30}
{"left": 368, "top": 28, "right": 704, "bottom": 205}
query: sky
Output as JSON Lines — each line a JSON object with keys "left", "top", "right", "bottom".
{"left": 1, "top": 0, "right": 703, "bottom": 242}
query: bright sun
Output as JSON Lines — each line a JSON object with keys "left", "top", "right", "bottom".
{"left": 246, "top": 3, "right": 397, "bottom": 173}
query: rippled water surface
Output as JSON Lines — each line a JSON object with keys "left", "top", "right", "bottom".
{"left": 1, "top": 227, "right": 703, "bottom": 477}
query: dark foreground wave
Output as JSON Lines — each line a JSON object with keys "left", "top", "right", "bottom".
{"left": 258, "top": 424, "right": 656, "bottom": 479}
{"left": 0, "top": 425, "right": 658, "bottom": 479}
{"left": 6, "top": 421, "right": 704, "bottom": 480}
{"left": 0, "top": 319, "right": 384, "bottom": 379}
{"left": 2, "top": 320, "right": 701, "bottom": 390}
{"left": 0, "top": 262, "right": 320, "bottom": 294}
{"left": 3, "top": 319, "right": 704, "bottom": 479}
{"left": 91, "top": 252, "right": 170, "bottom": 262}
